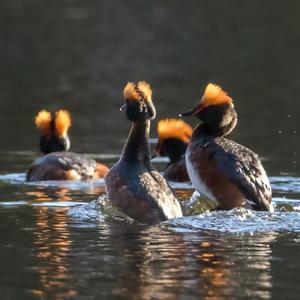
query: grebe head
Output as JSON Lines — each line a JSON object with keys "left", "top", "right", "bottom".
{"left": 181, "top": 83, "right": 237, "bottom": 136}
{"left": 35, "top": 109, "right": 71, "bottom": 154}
{"left": 123, "top": 81, "right": 156, "bottom": 121}
{"left": 156, "top": 119, "right": 192, "bottom": 162}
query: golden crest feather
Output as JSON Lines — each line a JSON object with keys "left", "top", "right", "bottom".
{"left": 55, "top": 109, "right": 71, "bottom": 137}
{"left": 137, "top": 81, "right": 152, "bottom": 101}
{"left": 35, "top": 110, "right": 52, "bottom": 135}
{"left": 201, "top": 83, "right": 233, "bottom": 107}
{"left": 123, "top": 81, "right": 152, "bottom": 102}
{"left": 157, "top": 119, "right": 192, "bottom": 143}
{"left": 123, "top": 82, "right": 140, "bottom": 101}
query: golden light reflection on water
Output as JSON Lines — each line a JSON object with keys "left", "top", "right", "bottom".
{"left": 196, "top": 240, "right": 233, "bottom": 299}
{"left": 32, "top": 207, "right": 76, "bottom": 300}
{"left": 26, "top": 189, "right": 72, "bottom": 202}
{"left": 113, "top": 226, "right": 188, "bottom": 300}
{"left": 118, "top": 228, "right": 278, "bottom": 300}
{"left": 25, "top": 184, "right": 106, "bottom": 203}
{"left": 196, "top": 234, "right": 276, "bottom": 300}
{"left": 26, "top": 191, "right": 52, "bottom": 201}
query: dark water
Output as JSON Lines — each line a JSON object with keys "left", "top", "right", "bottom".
{"left": 0, "top": 1, "right": 300, "bottom": 299}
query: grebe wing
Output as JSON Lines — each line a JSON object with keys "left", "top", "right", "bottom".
{"left": 35, "top": 152, "right": 98, "bottom": 179}
{"left": 209, "top": 138, "right": 272, "bottom": 210}
{"left": 54, "top": 152, "right": 98, "bottom": 178}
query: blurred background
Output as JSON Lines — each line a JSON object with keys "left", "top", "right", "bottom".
{"left": 0, "top": 0, "right": 299, "bottom": 175}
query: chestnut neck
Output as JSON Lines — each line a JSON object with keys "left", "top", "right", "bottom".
{"left": 121, "top": 119, "right": 152, "bottom": 165}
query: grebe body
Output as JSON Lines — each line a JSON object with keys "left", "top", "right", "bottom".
{"left": 181, "top": 84, "right": 273, "bottom": 211}
{"left": 27, "top": 152, "right": 108, "bottom": 181}
{"left": 105, "top": 82, "right": 182, "bottom": 224}
{"left": 26, "top": 109, "right": 108, "bottom": 181}
{"left": 156, "top": 119, "right": 192, "bottom": 182}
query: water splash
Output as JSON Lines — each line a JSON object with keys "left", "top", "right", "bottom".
{"left": 166, "top": 208, "right": 300, "bottom": 234}
{"left": 68, "top": 199, "right": 106, "bottom": 221}
{"left": 68, "top": 196, "right": 134, "bottom": 223}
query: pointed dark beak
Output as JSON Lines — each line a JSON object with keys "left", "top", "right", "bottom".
{"left": 151, "top": 153, "right": 157, "bottom": 160}
{"left": 179, "top": 102, "right": 203, "bottom": 117}
{"left": 179, "top": 109, "right": 195, "bottom": 117}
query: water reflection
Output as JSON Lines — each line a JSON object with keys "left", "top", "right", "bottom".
{"left": 27, "top": 189, "right": 72, "bottom": 203}
{"left": 114, "top": 226, "right": 187, "bottom": 300}
{"left": 23, "top": 183, "right": 106, "bottom": 205}
{"left": 196, "top": 240, "right": 233, "bottom": 299}
{"left": 26, "top": 191, "right": 53, "bottom": 202}
{"left": 181, "top": 232, "right": 276, "bottom": 300}
{"left": 32, "top": 207, "right": 76, "bottom": 300}
{"left": 63, "top": 219, "right": 278, "bottom": 299}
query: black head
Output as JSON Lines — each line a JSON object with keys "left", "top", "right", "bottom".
{"left": 194, "top": 103, "right": 237, "bottom": 135}
{"left": 122, "top": 81, "right": 156, "bottom": 122}
{"left": 35, "top": 109, "right": 71, "bottom": 154}
{"left": 180, "top": 83, "right": 237, "bottom": 136}
{"left": 157, "top": 138, "right": 187, "bottom": 162}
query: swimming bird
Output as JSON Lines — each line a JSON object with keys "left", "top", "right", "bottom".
{"left": 105, "top": 81, "right": 183, "bottom": 224}
{"left": 156, "top": 119, "right": 192, "bottom": 182}
{"left": 26, "top": 109, "right": 109, "bottom": 181}
{"left": 180, "top": 83, "right": 273, "bottom": 211}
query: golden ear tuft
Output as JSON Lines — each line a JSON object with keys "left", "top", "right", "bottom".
{"left": 157, "top": 119, "right": 192, "bottom": 144}
{"left": 35, "top": 110, "right": 52, "bottom": 135}
{"left": 123, "top": 81, "right": 152, "bottom": 102}
{"left": 137, "top": 81, "right": 152, "bottom": 101}
{"left": 201, "top": 83, "right": 233, "bottom": 107}
{"left": 55, "top": 109, "right": 71, "bottom": 137}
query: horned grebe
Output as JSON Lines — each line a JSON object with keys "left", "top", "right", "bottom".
{"left": 181, "top": 83, "right": 273, "bottom": 211}
{"left": 156, "top": 119, "right": 192, "bottom": 182}
{"left": 26, "top": 109, "right": 109, "bottom": 181}
{"left": 105, "top": 81, "right": 183, "bottom": 224}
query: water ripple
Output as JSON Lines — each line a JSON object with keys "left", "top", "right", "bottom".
{"left": 270, "top": 176, "right": 300, "bottom": 193}
{"left": 0, "top": 173, "right": 105, "bottom": 190}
